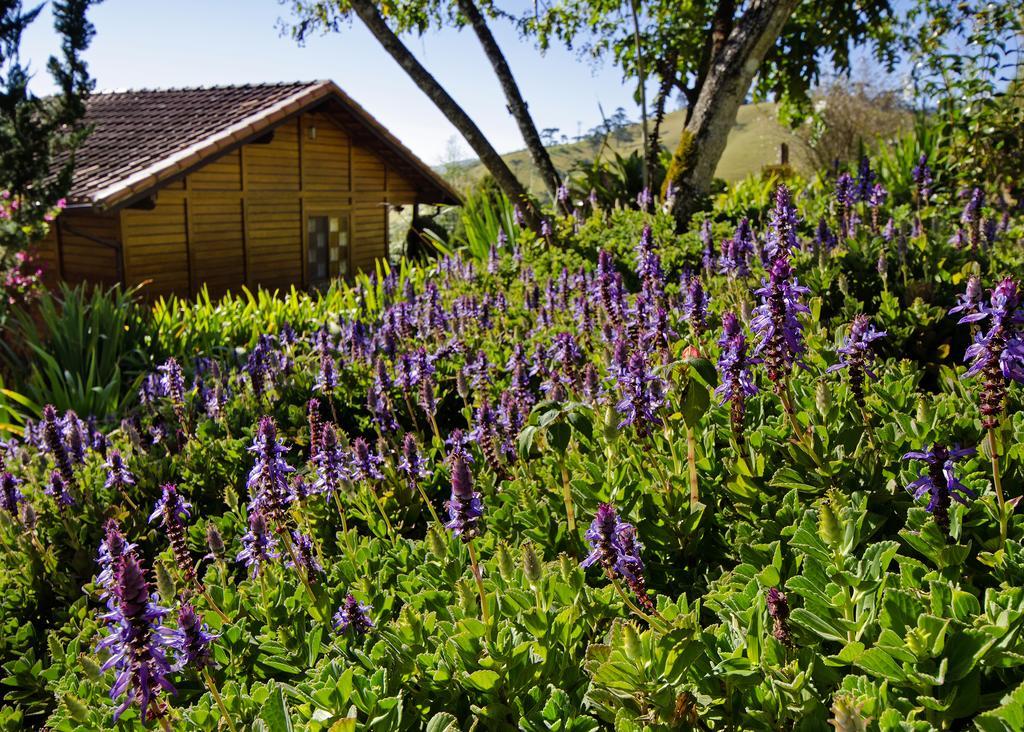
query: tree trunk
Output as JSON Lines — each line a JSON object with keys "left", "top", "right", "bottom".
{"left": 628, "top": 0, "right": 650, "bottom": 198}
{"left": 645, "top": 59, "right": 676, "bottom": 187}
{"left": 456, "top": 0, "right": 565, "bottom": 210}
{"left": 665, "top": 0, "right": 798, "bottom": 229}
{"left": 347, "top": 0, "right": 539, "bottom": 224}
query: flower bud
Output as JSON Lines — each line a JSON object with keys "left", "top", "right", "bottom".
{"left": 915, "top": 397, "right": 931, "bottom": 425}
{"left": 206, "top": 523, "right": 225, "bottom": 559}
{"left": 21, "top": 503, "right": 36, "bottom": 530}
{"left": 79, "top": 654, "right": 102, "bottom": 681}
{"left": 497, "top": 543, "right": 514, "bottom": 580}
{"left": 64, "top": 694, "right": 90, "bottom": 724}
{"left": 602, "top": 404, "right": 619, "bottom": 442}
{"left": 155, "top": 560, "right": 176, "bottom": 603}
{"left": 818, "top": 499, "right": 841, "bottom": 548}
{"left": 621, "top": 621, "right": 642, "bottom": 660}
{"left": 522, "top": 542, "right": 542, "bottom": 585}
{"left": 427, "top": 526, "right": 447, "bottom": 559}
{"left": 815, "top": 379, "right": 832, "bottom": 417}
{"left": 457, "top": 579, "right": 476, "bottom": 615}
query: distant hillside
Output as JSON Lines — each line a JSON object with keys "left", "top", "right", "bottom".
{"left": 453, "top": 102, "right": 811, "bottom": 196}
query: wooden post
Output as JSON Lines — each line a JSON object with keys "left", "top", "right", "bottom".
{"left": 779, "top": 142, "right": 789, "bottom": 166}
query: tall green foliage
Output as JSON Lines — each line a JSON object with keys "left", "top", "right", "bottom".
{"left": 1, "top": 284, "right": 150, "bottom": 422}
{"left": 431, "top": 184, "right": 518, "bottom": 261}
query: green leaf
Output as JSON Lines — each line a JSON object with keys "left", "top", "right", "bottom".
{"left": 466, "top": 669, "right": 501, "bottom": 692}
{"left": 547, "top": 422, "right": 572, "bottom": 454}
{"left": 790, "top": 607, "right": 847, "bottom": 643}
{"left": 680, "top": 380, "right": 710, "bottom": 427}
{"left": 260, "top": 684, "right": 293, "bottom": 732}
{"left": 757, "top": 565, "right": 781, "bottom": 587}
{"left": 854, "top": 647, "right": 907, "bottom": 683}
{"left": 426, "top": 712, "right": 460, "bottom": 732}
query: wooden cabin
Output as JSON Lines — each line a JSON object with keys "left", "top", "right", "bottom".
{"left": 35, "top": 81, "right": 460, "bottom": 298}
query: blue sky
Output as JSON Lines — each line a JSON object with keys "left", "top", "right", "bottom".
{"left": 19, "top": 0, "right": 647, "bottom": 165}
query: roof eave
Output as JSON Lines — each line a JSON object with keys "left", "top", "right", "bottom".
{"left": 88, "top": 80, "right": 462, "bottom": 211}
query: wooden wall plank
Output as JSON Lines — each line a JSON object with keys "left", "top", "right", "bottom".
{"left": 121, "top": 194, "right": 188, "bottom": 298}
{"left": 56, "top": 211, "right": 121, "bottom": 287}
{"left": 245, "top": 119, "right": 300, "bottom": 192}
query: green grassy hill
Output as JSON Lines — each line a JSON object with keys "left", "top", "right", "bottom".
{"left": 456, "top": 102, "right": 811, "bottom": 195}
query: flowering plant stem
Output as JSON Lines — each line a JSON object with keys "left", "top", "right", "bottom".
{"left": 279, "top": 530, "right": 321, "bottom": 613}
{"left": 609, "top": 576, "right": 668, "bottom": 633}
{"left": 201, "top": 588, "right": 231, "bottom": 624}
{"left": 58, "top": 514, "right": 82, "bottom": 551}
{"left": 427, "top": 413, "right": 442, "bottom": 446}
{"left": 559, "top": 459, "right": 577, "bottom": 540}
{"left": 413, "top": 480, "right": 442, "bottom": 527}
{"left": 202, "top": 667, "right": 239, "bottom": 732}
{"left": 685, "top": 426, "right": 699, "bottom": 509}
{"left": 650, "top": 455, "right": 672, "bottom": 494}
{"left": 467, "top": 540, "right": 490, "bottom": 624}
{"left": 988, "top": 427, "right": 1008, "bottom": 547}
{"left": 258, "top": 572, "right": 273, "bottom": 626}
{"left": 332, "top": 491, "right": 358, "bottom": 558}
{"left": 366, "top": 485, "right": 396, "bottom": 543}
{"left": 778, "top": 384, "right": 828, "bottom": 473}
{"left": 859, "top": 407, "right": 877, "bottom": 451}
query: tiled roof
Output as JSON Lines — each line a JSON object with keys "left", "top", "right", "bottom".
{"left": 65, "top": 81, "right": 460, "bottom": 208}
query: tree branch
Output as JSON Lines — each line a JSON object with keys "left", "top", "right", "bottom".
{"left": 347, "top": 0, "right": 539, "bottom": 223}
{"left": 456, "top": 0, "right": 565, "bottom": 210}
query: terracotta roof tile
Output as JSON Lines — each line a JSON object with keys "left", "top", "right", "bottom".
{"left": 65, "top": 81, "right": 459, "bottom": 208}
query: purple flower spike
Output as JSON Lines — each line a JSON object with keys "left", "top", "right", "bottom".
{"left": 398, "top": 434, "right": 431, "bottom": 489}
{"left": 149, "top": 484, "right": 197, "bottom": 588}
{"left": 0, "top": 472, "right": 24, "bottom": 516}
{"left": 960, "top": 277, "right": 1024, "bottom": 428}
{"left": 287, "top": 530, "right": 324, "bottom": 580}
{"left": 97, "top": 518, "right": 137, "bottom": 605}
{"left": 313, "top": 425, "right": 349, "bottom": 500}
{"left": 683, "top": 276, "right": 708, "bottom": 337}
{"left": 333, "top": 594, "right": 373, "bottom": 634}
{"left": 236, "top": 509, "right": 279, "bottom": 577}
{"left": 766, "top": 184, "right": 800, "bottom": 258}
{"left": 752, "top": 252, "right": 810, "bottom": 389}
{"left": 172, "top": 602, "right": 216, "bottom": 670}
{"left": 962, "top": 188, "right": 985, "bottom": 249}
{"left": 45, "top": 470, "right": 75, "bottom": 509}
{"left": 104, "top": 451, "right": 136, "bottom": 496}
{"left": 445, "top": 454, "right": 483, "bottom": 541}
{"left": 912, "top": 154, "right": 932, "bottom": 203}
{"left": 42, "top": 404, "right": 75, "bottom": 486}
{"left": 580, "top": 503, "right": 652, "bottom": 612}
{"left": 246, "top": 417, "right": 294, "bottom": 527}
{"left": 97, "top": 554, "right": 175, "bottom": 722}
{"left": 581, "top": 503, "right": 631, "bottom": 576}
{"left": 827, "top": 315, "right": 887, "bottom": 406}
{"left": 949, "top": 276, "right": 984, "bottom": 320}
{"left": 614, "top": 351, "right": 665, "bottom": 437}
{"left": 314, "top": 352, "right": 338, "bottom": 393}
{"left": 903, "top": 444, "right": 976, "bottom": 536}
{"left": 158, "top": 357, "right": 187, "bottom": 429}
{"left": 715, "top": 313, "right": 759, "bottom": 442}
{"left": 349, "top": 437, "right": 385, "bottom": 482}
